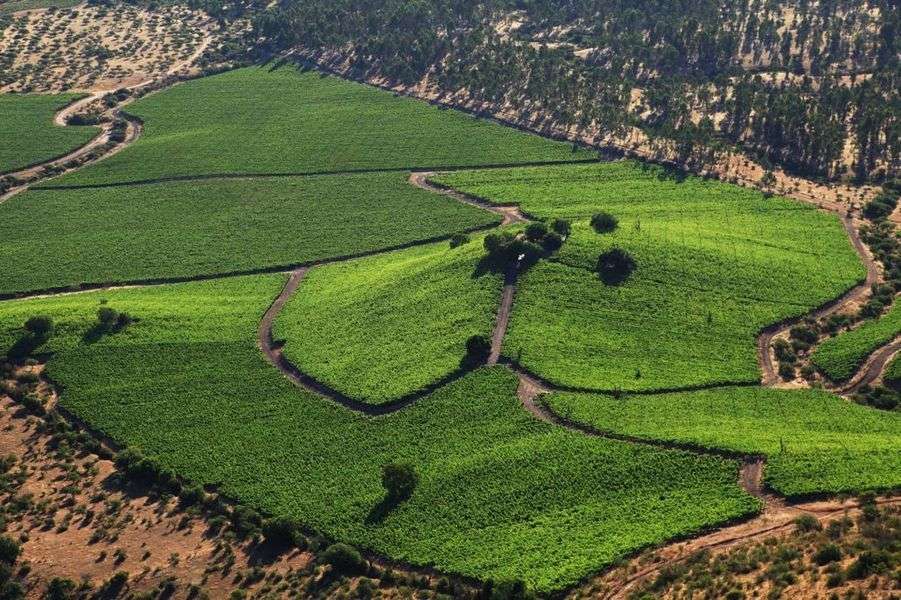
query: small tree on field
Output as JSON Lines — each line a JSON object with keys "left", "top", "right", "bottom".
{"left": 590, "top": 212, "right": 618, "bottom": 233}
{"left": 381, "top": 463, "right": 418, "bottom": 503}
{"left": 596, "top": 248, "right": 636, "bottom": 285}
{"left": 550, "top": 218, "right": 571, "bottom": 236}
{"left": 465, "top": 334, "right": 491, "bottom": 365}
{"left": 0, "top": 535, "right": 20, "bottom": 564}
{"left": 524, "top": 222, "right": 548, "bottom": 241}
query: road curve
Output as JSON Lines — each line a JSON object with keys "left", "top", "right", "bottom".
{"left": 837, "top": 335, "right": 901, "bottom": 394}
{"left": 409, "top": 171, "right": 528, "bottom": 225}
{"left": 757, "top": 214, "right": 880, "bottom": 385}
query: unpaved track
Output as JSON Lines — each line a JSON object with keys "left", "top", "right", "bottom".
{"left": 757, "top": 214, "right": 881, "bottom": 385}
{"left": 837, "top": 335, "right": 901, "bottom": 393}
{"left": 595, "top": 496, "right": 901, "bottom": 600}
{"left": 409, "top": 171, "right": 527, "bottom": 225}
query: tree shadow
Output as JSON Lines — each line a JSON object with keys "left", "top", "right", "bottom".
{"left": 365, "top": 495, "right": 401, "bottom": 526}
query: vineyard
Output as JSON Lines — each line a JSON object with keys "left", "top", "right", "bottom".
{"left": 0, "top": 45, "right": 897, "bottom": 599}
{"left": 546, "top": 386, "right": 901, "bottom": 498}
{"left": 434, "top": 163, "right": 864, "bottom": 391}
{"left": 811, "top": 301, "right": 901, "bottom": 382}
{"left": 43, "top": 66, "right": 591, "bottom": 188}
{"left": 0, "top": 173, "right": 497, "bottom": 295}
{"left": 0, "top": 278, "right": 758, "bottom": 593}
{"left": 0, "top": 93, "right": 96, "bottom": 172}
{"left": 273, "top": 237, "right": 503, "bottom": 404}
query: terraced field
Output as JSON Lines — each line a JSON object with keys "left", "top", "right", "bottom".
{"left": 811, "top": 301, "right": 901, "bottom": 382}
{"left": 546, "top": 387, "right": 901, "bottom": 497}
{"left": 2, "top": 58, "right": 895, "bottom": 598}
{"left": 0, "top": 278, "right": 758, "bottom": 592}
{"left": 273, "top": 238, "right": 504, "bottom": 404}
{"left": 42, "top": 66, "right": 592, "bottom": 187}
{"left": 433, "top": 162, "right": 863, "bottom": 391}
{"left": 0, "top": 93, "right": 97, "bottom": 172}
{"left": 0, "top": 173, "right": 498, "bottom": 295}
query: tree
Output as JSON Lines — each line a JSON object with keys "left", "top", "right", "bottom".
{"left": 45, "top": 578, "right": 76, "bottom": 600}
{"left": 262, "top": 516, "right": 302, "bottom": 548}
{"left": 596, "top": 248, "right": 636, "bottom": 285}
{"left": 321, "top": 543, "right": 365, "bottom": 574}
{"left": 97, "top": 307, "right": 118, "bottom": 330}
{"left": 524, "top": 222, "right": 547, "bottom": 241}
{"left": 550, "top": 218, "right": 571, "bottom": 236}
{"left": 540, "top": 232, "right": 563, "bottom": 253}
{"left": 23, "top": 316, "right": 53, "bottom": 342}
{"left": 381, "top": 463, "right": 418, "bottom": 502}
{"left": 0, "top": 536, "right": 19, "bottom": 565}
{"left": 590, "top": 212, "right": 618, "bottom": 233}
{"left": 465, "top": 334, "right": 491, "bottom": 365}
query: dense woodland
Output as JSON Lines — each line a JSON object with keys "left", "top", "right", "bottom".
{"left": 220, "top": 0, "right": 898, "bottom": 182}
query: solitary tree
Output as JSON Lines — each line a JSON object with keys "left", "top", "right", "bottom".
{"left": 590, "top": 212, "right": 618, "bottom": 233}
{"left": 596, "top": 248, "right": 636, "bottom": 285}
{"left": 381, "top": 463, "right": 418, "bottom": 502}
{"left": 465, "top": 334, "right": 492, "bottom": 365}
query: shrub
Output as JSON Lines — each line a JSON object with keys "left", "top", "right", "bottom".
{"left": 262, "top": 516, "right": 302, "bottom": 548}
{"left": 230, "top": 506, "right": 263, "bottom": 539}
{"left": 590, "top": 212, "right": 618, "bottom": 233}
{"left": 813, "top": 543, "right": 841, "bottom": 565}
{"left": 98, "top": 307, "right": 118, "bottom": 329}
{"left": 465, "top": 335, "right": 491, "bottom": 365}
{"left": 793, "top": 514, "right": 821, "bottom": 533}
{"left": 321, "top": 543, "right": 364, "bottom": 574}
{"left": 0, "top": 580, "right": 23, "bottom": 600}
{"left": 778, "top": 361, "right": 795, "bottom": 381}
{"left": 524, "top": 222, "right": 547, "bottom": 241}
{"left": 550, "top": 218, "right": 571, "bottom": 236}
{"left": 772, "top": 339, "right": 795, "bottom": 362}
{"left": 449, "top": 233, "right": 470, "bottom": 248}
{"left": 23, "top": 316, "right": 54, "bottom": 342}
{"left": 540, "top": 232, "right": 563, "bottom": 253}
{"left": 491, "top": 580, "right": 534, "bottom": 600}
{"left": 0, "top": 536, "right": 19, "bottom": 564}
{"left": 45, "top": 578, "right": 77, "bottom": 600}
{"left": 179, "top": 483, "right": 205, "bottom": 506}
{"left": 789, "top": 325, "right": 818, "bottom": 344}
{"left": 846, "top": 550, "right": 891, "bottom": 579}
{"left": 596, "top": 248, "right": 636, "bottom": 285}
{"left": 381, "top": 463, "right": 418, "bottom": 502}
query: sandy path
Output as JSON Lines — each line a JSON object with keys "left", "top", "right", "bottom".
{"left": 409, "top": 171, "right": 527, "bottom": 225}
{"left": 836, "top": 335, "right": 901, "bottom": 393}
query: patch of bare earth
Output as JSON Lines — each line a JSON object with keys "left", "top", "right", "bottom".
{"left": 0, "top": 3, "right": 221, "bottom": 93}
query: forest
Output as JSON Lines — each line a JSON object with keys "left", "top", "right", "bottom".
{"left": 231, "top": 0, "right": 899, "bottom": 182}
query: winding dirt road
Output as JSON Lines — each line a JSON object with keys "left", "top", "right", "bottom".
{"left": 409, "top": 171, "right": 527, "bottom": 225}
{"left": 837, "top": 335, "right": 901, "bottom": 393}
{"left": 757, "top": 214, "right": 881, "bottom": 386}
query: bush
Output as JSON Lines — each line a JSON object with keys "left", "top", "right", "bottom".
{"left": 97, "top": 307, "right": 118, "bottom": 329}
{"left": 789, "top": 325, "right": 818, "bottom": 344}
{"left": 596, "top": 248, "right": 636, "bottom": 285}
{"left": 813, "top": 543, "right": 841, "bottom": 565}
{"left": 465, "top": 334, "right": 491, "bottom": 365}
{"left": 449, "top": 233, "right": 470, "bottom": 248}
{"left": 381, "top": 463, "right": 418, "bottom": 502}
{"left": 262, "top": 516, "right": 302, "bottom": 548}
{"left": 231, "top": 506, "right": 263, "bottom": 539}
{"left": 590, "top": 212, "right": 618, "bottom": 233}
{"left": 179, "top": 483, "right": 205, "bottom": 506}
{"left": 793, "top": 514, "right": 821, "bottom": 533}
{"left": 778, "top": 361, "right": 795, "bottom": 381}
{"left": 491, "top": 580, "right": 534, "bottom": 600}
{"left": 846, "top": 550, "right": 891, "bottom": 579}
{"left": 0, "top": 580, "right": 23, "bottom": 600}
{"left": 0, "top": 537, "right": 19, "bottom": 565}
{"left": 550, "top": 218, "right": 571, "bottom": 236}
{"left": 540, "top": 232, "right": 563, "bottom": 253}
{"left": 23, "top": 316, "right": 54, "bottom": 342}
{"left": 321, "top": 543, "right": 364, "bottom": 574}
{"left": 524, "top": 222, "right": 548, "bottom": 241}
{"left": 45, "top": 578, "right": 76, "bottom": 600}
{"left": 772, "top": 339, "right": 795, "bottom": 362}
